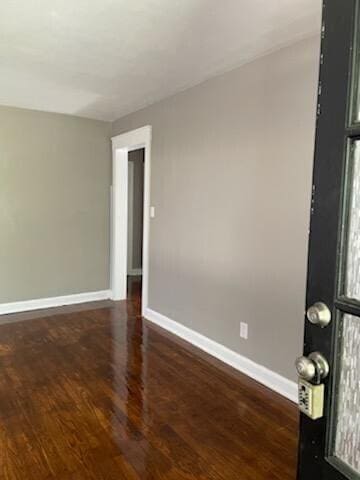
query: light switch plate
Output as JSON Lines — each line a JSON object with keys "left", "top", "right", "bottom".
{"left": 150, "top": 206, "right": 155, "bottom": 218}
{"left": 240, "top": 322, "right": 248, "bottom": 339}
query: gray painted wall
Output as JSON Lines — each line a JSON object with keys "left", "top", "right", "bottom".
{"left": 0, "top": 106, "right": 111, "bottom": 302}
{"left": 112, "top": 35, "right": 320, "bottom": 381}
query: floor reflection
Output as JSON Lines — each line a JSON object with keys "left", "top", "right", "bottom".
{"left": 112, "top": 276, "right": 149, "bottom": 475}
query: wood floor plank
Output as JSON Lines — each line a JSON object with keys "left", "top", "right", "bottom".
{"left": 0, "top": 277, "right": 298, "bottom": 479}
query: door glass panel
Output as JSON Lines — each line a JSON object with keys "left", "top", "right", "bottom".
{"left": 345, "top": 141, "right": 360, "bottom": 300}
{"left": 353, "top": 2, "right": 360, "bottom": 124}
{"left": 333, "top": 313, "right": 360, "bottom": 476}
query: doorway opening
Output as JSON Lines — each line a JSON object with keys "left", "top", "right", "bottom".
{"left": 127, "top": 148, "right": 144, "bottom": 303}
{"left": 110, "top": 126, "right": 151, "bottom": 316}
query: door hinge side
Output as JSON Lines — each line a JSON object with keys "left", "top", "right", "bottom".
{"left": 311, "top": 184, "right": 316, "bottom": 216}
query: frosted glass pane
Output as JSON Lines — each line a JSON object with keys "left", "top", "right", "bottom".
{"left": 345, "top": 141, "right": 360, "bottom": 300}
{"left": 334, "top": 314, "right": 360, "bottom": 476}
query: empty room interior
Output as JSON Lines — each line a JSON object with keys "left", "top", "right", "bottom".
{"left": 1, "top": 1, "right": 359, "bottom": 479}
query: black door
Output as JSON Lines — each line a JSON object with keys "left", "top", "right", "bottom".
{"left": 297, "top": 1, "right": 360, "bottom": 479}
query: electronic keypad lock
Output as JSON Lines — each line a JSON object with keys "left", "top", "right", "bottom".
{"left": 295, "top": 352, "right": 329, "bottom": 420}
{"left": 298, "top": 379, "right": 325, "bottom": 420}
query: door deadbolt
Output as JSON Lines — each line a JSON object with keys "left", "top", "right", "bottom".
{"left": 295, "top": 352, "right": 329, "bottom": 383}
{"left": 306, "top": 302, "right": 331, "bottom": 327}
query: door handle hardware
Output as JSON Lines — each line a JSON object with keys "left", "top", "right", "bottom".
{"left": 306, "top": 302, "right": 331, "bottom": 327}
{"left": 295, "top": 352, "right": 329, "bottom": 383}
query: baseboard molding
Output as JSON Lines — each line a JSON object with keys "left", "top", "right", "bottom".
{"left": 144, "top": 307, "right": 298, "bottom": 404}
{"left": 128, "top": 269, "right": 142, "bottom": 276}
{"left": 0, "top": 290, "right": 112, "bottom": 316}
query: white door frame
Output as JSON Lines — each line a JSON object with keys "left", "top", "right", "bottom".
{"left": 110, "top": 125, "right": 152, "bottom": 316}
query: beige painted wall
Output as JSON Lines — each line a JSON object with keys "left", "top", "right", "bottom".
{"left": 0, "top": 106, "right": 111, "bottom": 302}
{"left": 112, "top": 35, "right": 320, "bottom": 381}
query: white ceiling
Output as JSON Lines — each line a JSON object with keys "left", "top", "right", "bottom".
{"left": 0, "top": 0, "right": 322, "bottom": 122}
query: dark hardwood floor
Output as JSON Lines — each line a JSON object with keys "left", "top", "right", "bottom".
{"left": 0, "top": 277, "right": 298, "bottom": 479}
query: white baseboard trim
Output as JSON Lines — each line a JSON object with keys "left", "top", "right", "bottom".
{"left": 128, "top": 269, "right": 142, "bottom": 276}
{"left": 0, "top": 290, "right": 112, "bottom": 316}
{"left": 144, "top": 307, "right": 298, "bottom": 404}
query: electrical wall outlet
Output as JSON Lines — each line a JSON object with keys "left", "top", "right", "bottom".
{"left": 240, "top": 322, "right": 248, "bottom": 339}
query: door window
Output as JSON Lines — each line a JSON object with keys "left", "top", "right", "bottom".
{"left": 333, "top": 314, "right": 360, "bottom": 477}
{"left": 344, "top": 141, "right": 360, "bottom": 300}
